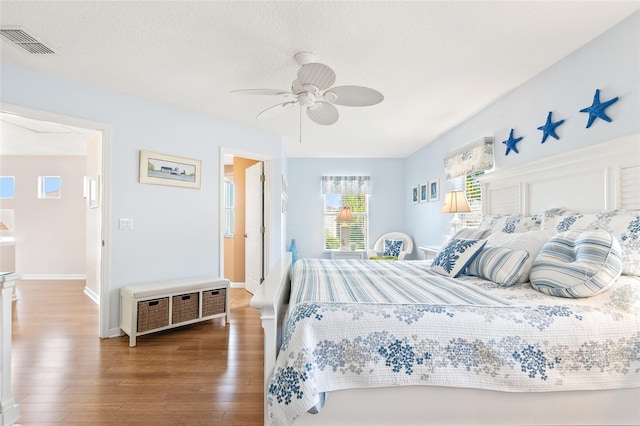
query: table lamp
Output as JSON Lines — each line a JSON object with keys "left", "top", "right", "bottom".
{"left": 336, "top": 206, "right": 354, "bottom": 250}
{"left": 441, "top": 190, "right": 471, "bottom": 236}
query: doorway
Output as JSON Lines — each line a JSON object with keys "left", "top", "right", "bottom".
{"left": 220, "top": 148, "right": 271, "bottom": 294}
{"left": 0, "top": 103, "right": 111, "bottom": 338}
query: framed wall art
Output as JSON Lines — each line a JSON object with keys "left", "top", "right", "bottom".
{"left": 419, "top": 183, "right": 428, "bottom": 203}
{"left": 139, "top": 150, "right": 202, "bottom": 189}
{"left": 428, "top": 179, "right": 440, "bottom": 202}
{"left": 412, "top": 186, "right": 419, "bottom": 204}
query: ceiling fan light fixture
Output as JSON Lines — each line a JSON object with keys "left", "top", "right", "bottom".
{"left": 324, "top": 91, "right": 338, "bottom": 103}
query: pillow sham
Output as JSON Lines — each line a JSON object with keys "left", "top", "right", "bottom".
{"left": 529, "top": 229, "right": 622, "bottom": 298}
{"left": 467, "top": 246, "right": 530, "bottom": 287}
{"left": 452, "top": 228, "right": 490, "bottom": 240}
{"left": 486, "top": 230, "right": 552, "bottom": 282}
{"left": 540, "top": 209, "right": 639, "bottom": 276}
{"left": 383, "top": 239, "right": 403, "bottom": 257}
{"left": 431, "top": 238, "right": 486, "bottom": 278}
{"left": 478, "top": 214, "right": 541, "bottom": 234}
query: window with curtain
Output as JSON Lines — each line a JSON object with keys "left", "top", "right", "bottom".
{"left": 321, "top": 176, "right": 370, "bottom": 250}
{"left": 445, "top": 137, "right": 493, "bottom": 228}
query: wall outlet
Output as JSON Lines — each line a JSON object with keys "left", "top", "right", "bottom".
{"left": 119, "top": 218, "right": 134, "bottom": 230}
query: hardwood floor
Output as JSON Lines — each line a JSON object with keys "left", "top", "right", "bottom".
{"left": 11, "top": 280, "right": 264, "bottom": 425}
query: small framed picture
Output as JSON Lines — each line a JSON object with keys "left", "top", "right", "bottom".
{"left": 419, "top": 183, "right": 428, "bottom": 203}
{"left": 412, "top": 186, "right": 419, "bottom": 204}
{"left": 428, "top": 179, "right": 440, "bottom": 202}
{"left": 139, "top": 150, "right": 202, "bottom": 189}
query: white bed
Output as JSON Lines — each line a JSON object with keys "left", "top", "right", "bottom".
{"left": 251, "top": 134, "right": 640, "bottom": 426}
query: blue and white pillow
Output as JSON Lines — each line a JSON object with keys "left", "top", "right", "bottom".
{"left": 431, "top": 238, "right": 486, "bottom": 278}
{"left": 453, "top": 228, "right": 490, "bottom": 240}
{"left": 467, "top": 246, "right": 530, "bottom": 287}
{"left": 540, "top": 209, "right": 640, "bottom": 276}
{"left": 383, "top": 239, "right": 403, "bottom": 257}
{"left": 530, "top": 229, "right": 622, "bottom": 298}
{"left": 478, "top": 214, "right": 541, "bottom": 234}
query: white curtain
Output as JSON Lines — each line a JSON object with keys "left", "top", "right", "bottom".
{"left": 321, "top": 176, "right": 371, "bottom": 195}
{"left": 444, "top": 137, "right": 494, "bottom": 180}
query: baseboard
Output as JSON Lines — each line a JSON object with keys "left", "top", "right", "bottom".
{"left": 108, "top": 327, "right": 124, "bottom": 338}
{"left": 20, "top": 274, "right": 86, "bottom": 281}
{"left": 229, "top": 281, "right": 245, "bottom": 289}
{"left": 83, "top": 286, "right": 100, "bottom": 305}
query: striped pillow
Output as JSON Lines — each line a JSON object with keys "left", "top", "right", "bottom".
{"left": 529, "top": 229, "right": 622, "bottom": 298}
{"left": 467, "top": 246, "right": 530, "bottom": 287}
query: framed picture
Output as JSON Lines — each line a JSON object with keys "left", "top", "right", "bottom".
{"left": 89, "top": 176, "right": 100, "bottom": 209}
{"left": 419, "top": 183, "right": 428, "bottom": 203}
{"left": 139, "top": 150, "right": 202, "bottom": 189}
{"left": 428, "top": 179, "right": 440, "bottom": 202}
{"left": 412, "top": 186, "right": 419, "bottom": 204}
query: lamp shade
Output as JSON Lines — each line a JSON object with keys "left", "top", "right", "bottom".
{"left": 336, "top": 206, "right": 354, "bottom": 222}
{"left": 441, "top": 191, "right": 471, "bottom": 214}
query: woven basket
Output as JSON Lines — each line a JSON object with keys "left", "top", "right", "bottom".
{"left": 137, "top": 297, "right": 169, "bottom": 332}
{"left": 171, "top": 292, "right": 199, "bottom": 324}
{"left": 203, "top": 288, "right": 226, "bottom": 317}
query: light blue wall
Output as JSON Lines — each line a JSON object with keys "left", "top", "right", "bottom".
{"left": 286, "top": 12, "right": 639, "bottom": 261}
{"left": 407, "top": 11, "right": 640, "bottom": 251}
{"left": 1, "top": 63, "right": 285, "bottom": 333}
{"left": 287, "top": 158, "right": 405, "bottom": 259}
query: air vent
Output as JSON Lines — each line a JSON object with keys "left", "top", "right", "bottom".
{"left": 1, "top": 27, "right": 56, "bottom": 55}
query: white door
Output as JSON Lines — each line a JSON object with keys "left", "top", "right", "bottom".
{"left": 245, "top": 162, "right": 263, "bottom": 294}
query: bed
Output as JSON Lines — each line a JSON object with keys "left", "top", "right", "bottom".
{"left": 251, "top": 134, "right": 640, "bottom": 426}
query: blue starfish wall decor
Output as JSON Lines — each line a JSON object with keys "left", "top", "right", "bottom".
{"left": 537, "top": 111, "right": 565, "bottom": 143}
{"left": 502, "top": 129, "right": 523, "bottom": 155}
{"left": 579, "top": 89, "right": 619, "bottom": 128}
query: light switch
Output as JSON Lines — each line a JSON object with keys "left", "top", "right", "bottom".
{"left": 119, "top": 218, "right": 134, "bottom": 230}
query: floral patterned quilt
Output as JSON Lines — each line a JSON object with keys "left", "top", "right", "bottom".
{"left": 267, "top": 259, "right": 640, "bottom": 426}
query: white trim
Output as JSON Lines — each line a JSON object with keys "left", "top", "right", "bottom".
{"left": 20, "top": 274, "right": 86, "bottom": 280}
{"left": 229, "top": 281, "right": 245, "bottom": 289}
{"left": 83, "top": 285, "right": 100, "bottom": 305}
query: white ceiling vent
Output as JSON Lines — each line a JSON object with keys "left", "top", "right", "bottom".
{"left": 0, "top": 26, "right": 56, "bottom": 54}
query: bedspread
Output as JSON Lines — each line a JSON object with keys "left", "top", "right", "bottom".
{"left": 268, "top": 259, "right": 640, "bottom": 426}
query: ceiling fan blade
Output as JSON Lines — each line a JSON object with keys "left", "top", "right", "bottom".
{"left": 231, "top": 89, "right": 292, "bottom": 97}
{"left": 256, "top": 101, "right": 297, "bottom": 120}
{"left": 325, "top": 85, "right": 384, "bottom": 106}
{"left": 297, "top": 63, "right": 336, "bottom": 91}
{"left": 306, "top": 102, "right": 339, "bottom": 125}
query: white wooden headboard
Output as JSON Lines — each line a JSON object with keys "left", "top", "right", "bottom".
{"left": 478, "top": 133, "right": 640, "bottom": 216}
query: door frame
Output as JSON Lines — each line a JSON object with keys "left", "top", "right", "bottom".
{"left": 0, "top": 103, "right": 112, "bottom": 338}
{"left": 219, "top": 147, "right": 271, "bottom": 287}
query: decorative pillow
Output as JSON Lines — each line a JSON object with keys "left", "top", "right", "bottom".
{"left": 452, "top": 228, "right": 490, "bottom": 240}
{"left": 540, "top": 207, "right": 579, "bottom": 232}
{"left": 478, "top": 214, "right": 542, "bottom": 234}
{"left": 529, "top": 229, "right": 622, "bottom": 298}
{"left": 467, "top": 246, "right": 530, "bottom": 287}
{"left": 431, "top": 238, "right": 487, "bottom": 278}
{"left": 383, "top": 239, "right": 403, "bottom": 257}
{"left": 540, "top": 209, "right": 640, "bottom": 276}
{"left": 486, "top": 230, "right": 552, "bottom": 282}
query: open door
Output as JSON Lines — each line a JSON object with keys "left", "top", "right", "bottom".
{"left": 244, "top": 161, "right": 263, "bottom": 294}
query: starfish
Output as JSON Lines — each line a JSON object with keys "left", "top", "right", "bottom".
{"left": 579, "top": 89, "right": 618, "bottom": 128}
{"left": 537, "top": 111, "right": 564, "bottom": 143}
{"left": 502, "top": 129, "right": 523, "bottom": 155}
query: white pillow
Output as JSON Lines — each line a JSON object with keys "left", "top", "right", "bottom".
{"left": 487, "top": 230, "right": 552, "bottom": 282}
{"left": 431, "top": 238, "right": 486, "bottom": 278}
{"left": 467, "top": 246, "right": 529, "bottom": 286}
{"left": 529, "top": 229, "right": 622, "bottom": 298}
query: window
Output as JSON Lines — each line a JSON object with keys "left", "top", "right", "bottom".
{"left": 324, "top": 193, "right": 368, "bottom": 250}
{"left": 38, "top": 176, "right": 61, "bottom": 198}
{"left": 0, "top": 177, "right": 15, "bottom": 198}
{"left": 455, "top": 171, "right": 483, "bottom": 228}
{"left": 224, "top": 178, "right": 234, "bottom": 237}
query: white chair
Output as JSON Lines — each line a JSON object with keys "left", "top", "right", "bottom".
{"left": 367, "top": 232, "right": 414, "bottom": 260}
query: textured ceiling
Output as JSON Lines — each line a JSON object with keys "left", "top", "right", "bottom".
{"left": 1, "top": 1, "right": 638, "bottom": 158}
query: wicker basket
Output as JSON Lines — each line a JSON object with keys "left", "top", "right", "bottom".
{"left": 203, "top": 288, "right": 226, "bottom": 317}
{"left": 137, "top": 297, "right": 169, "bottom": 332}
{"left": 172, "top": 292, "right": 199, "bottom": 324}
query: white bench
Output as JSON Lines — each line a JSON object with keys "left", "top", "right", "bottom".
{"left": 120, "top": 276, "right": 229, "bottom": 347}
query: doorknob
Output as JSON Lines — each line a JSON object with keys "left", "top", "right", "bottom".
{"left": 244, "top": 233, "right": 248, "bottom": 238}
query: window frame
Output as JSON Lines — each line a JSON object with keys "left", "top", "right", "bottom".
{"left": 323, "top": 193, "right": 369, "bottom": 251}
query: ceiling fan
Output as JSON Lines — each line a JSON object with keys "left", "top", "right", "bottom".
{"left": 232, "top": 52, "right": 384, "bottom": 126}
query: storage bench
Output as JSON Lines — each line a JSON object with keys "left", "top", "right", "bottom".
{"left": 120, "top": 276, "right": 229, "bottom": 347}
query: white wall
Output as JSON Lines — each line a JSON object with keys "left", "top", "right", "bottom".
{"left": 0, "top": 64, "right": 285, "bottom": 334}
{"left": 406, "top": 11, "right": 640, "bottom": 250}
{"left": 287, "top": 158, "right": 406, "bottom": 259}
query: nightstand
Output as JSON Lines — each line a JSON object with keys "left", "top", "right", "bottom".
{"left": 330, "top": 250, "right": 365, "bottom": 260}
{"left": 418, "top": 246, "right": 441, "bottom": 261}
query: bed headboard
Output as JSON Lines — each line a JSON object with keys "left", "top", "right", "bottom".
{"left": 478, "top": 133, "right": 640, "bottom": 216}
